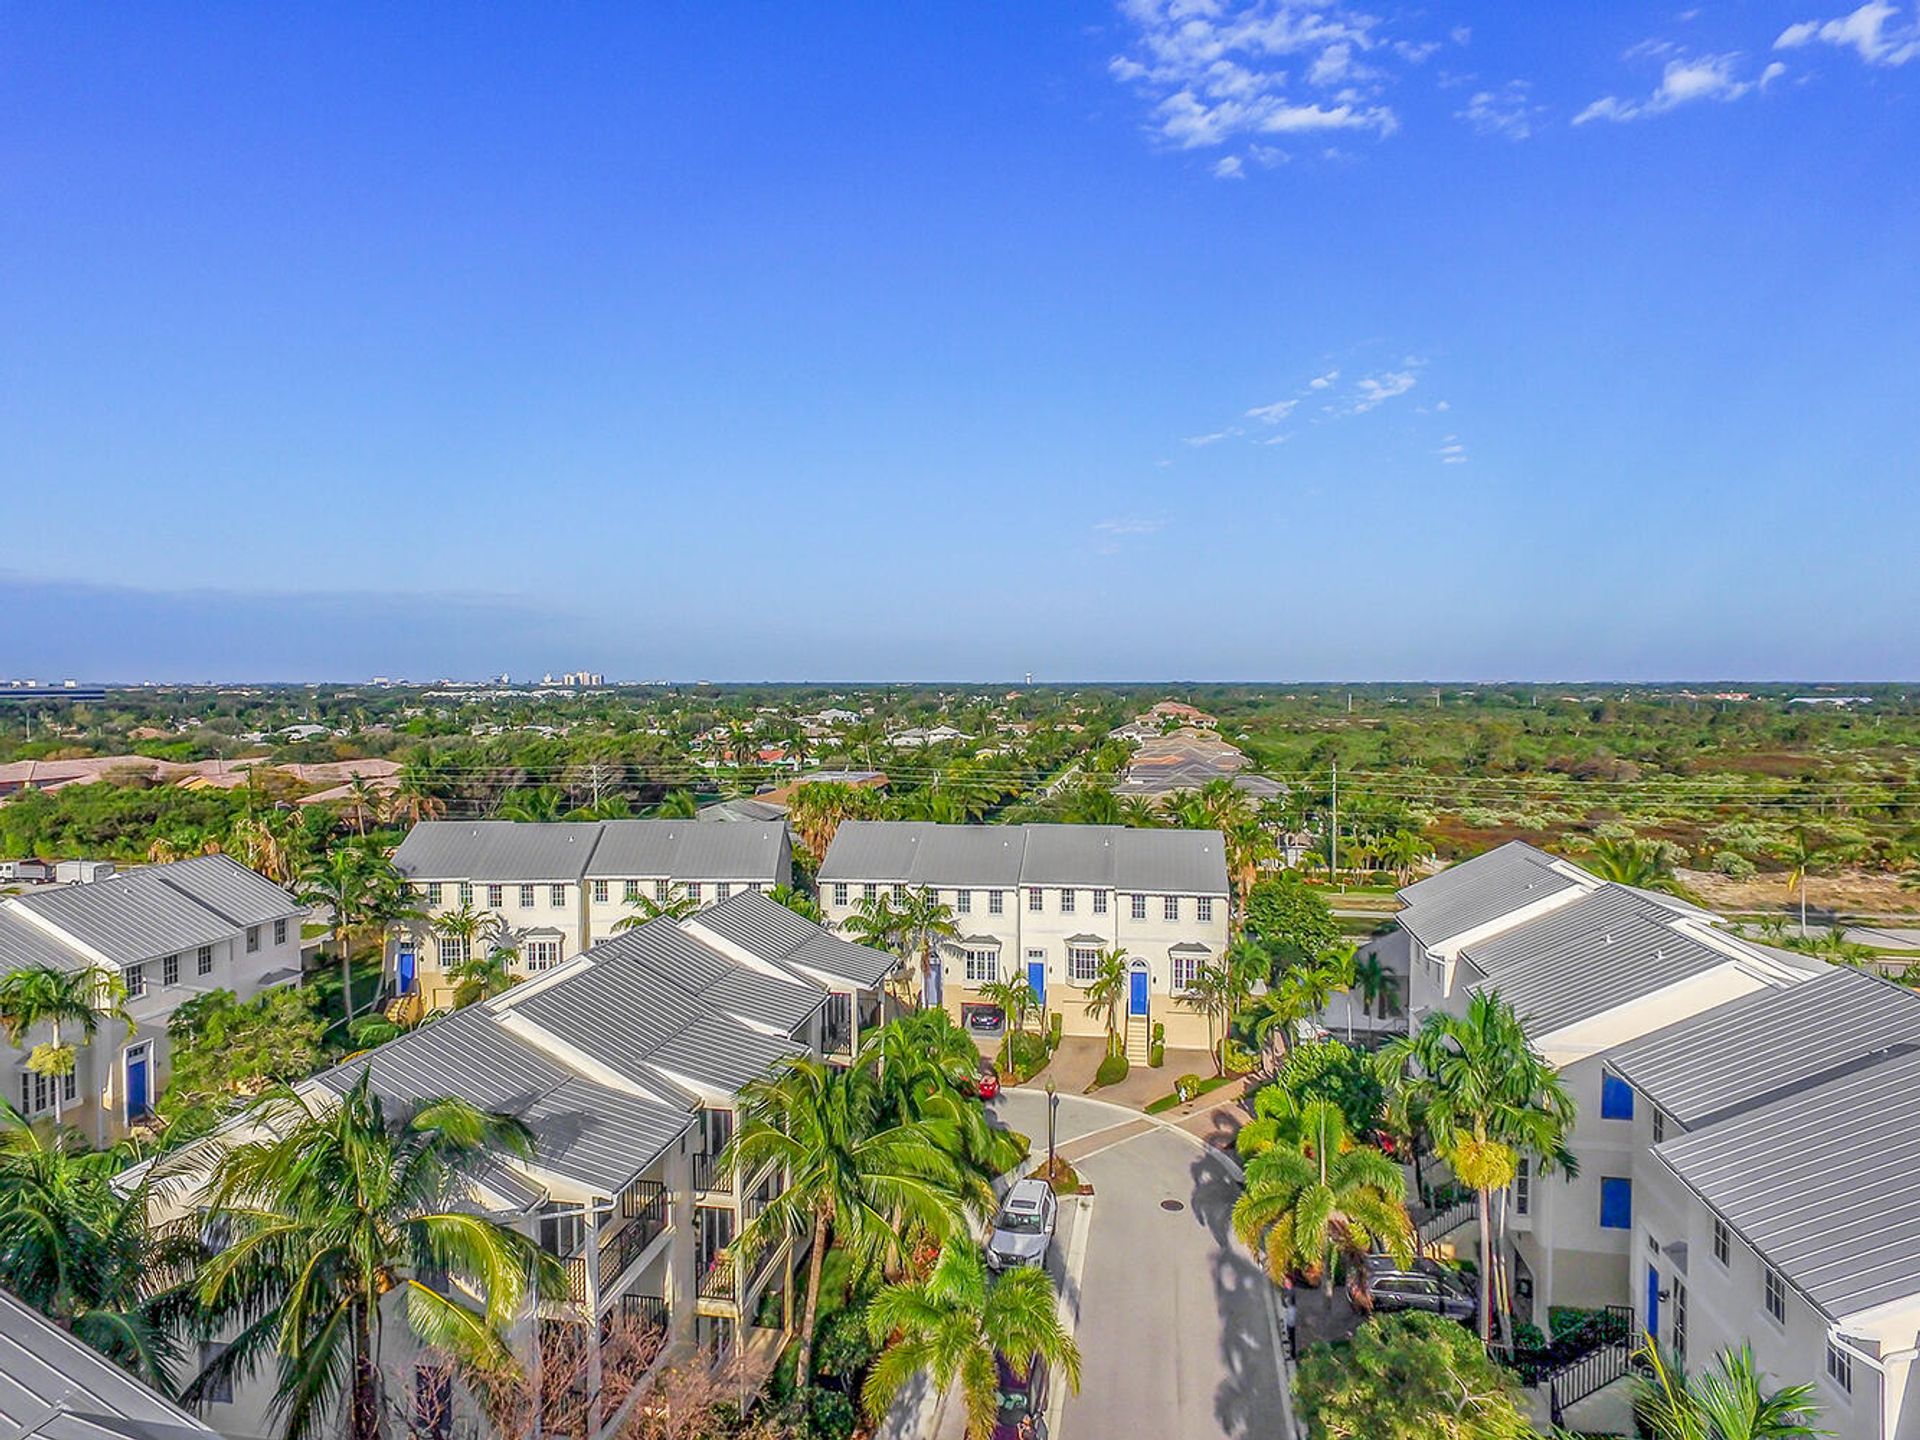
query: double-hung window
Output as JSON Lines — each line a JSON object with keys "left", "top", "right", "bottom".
{"left": 1028, "top": 888, "right": 1044, "bottom": 913}
{"left": 863, "top": 883, "right": 878, "bottom": 903}
{"left": 1060, "top": 889, "right": 1075, "bottom": 915}
{"left": 592, "top": 880, "right": 609, "bottom": 904}
{"left": 162, "top": 954, "right": 180, "bottom": 987}
{"left": 989, "top": 890, "right": 1005, "bottom": 915}
{"left": 196, "top": 943, "right": 213, "bottom": 976}
{"left": 1514, "top": 1158, "right": 1531, "bottom": 1216}
{"left": 123, "top": 963, "right": 147, "bottom": 998}
{"left": 956, "top": 889, "right": 971, "bottom": 914}
{"left": 1163, "top": 895, "right": 1179, "bottom": 922}
{"left": 1826, "top": 1342, "right": 1853, "bottom": 1395}
{"left": 245, "top": 926, "right": 260, "bottom": 953}
{"left": 892, "top": 884, "right": 907, "bottom": 904}
{"left": 1171, "top": 952, "right": 1200, "bottom": 992}
{"left": 654, "top": 879, "right": 669, "bottom": 901}
{"left": 549, "top": 884, "right": 566, "bottom": 907}
{"left": 1196, "top": 897, "right": 1213, "bottom": 923}
{"left": 716, "top": 883, "right": 731, "bottom": 900}
{"left": 521, "top": 884, "right": 538, "bottom": 907}
{"left": 274, "top": 918, "right": 288, "bottom": 945}
{"left": 1131, "top": 893, "right": 1148, "bottom": 922}
{"left": 964, "top": 948, "right": 998, "bottom": 984}
{"left": 686, "top": 882, "right": 703, "bottom": 903}
{"left": 1672, "top": 1278, "right": 1688, "bottom": 1362}
{"left": 426, "top": 882, "right": 444, "bottom": 906}
{"left": 1765, "top": 1267, "right": 1787, "bottom": 1324}
{"left": 487, "top": 885, "right": 504, "bottom": 909}
{"left": 438, "top": 936, "right": 469, "bottom": 967}
{"left": 1652, "top": 1108, "right": 1666, "bottom": 1143}
{"left": 458, "top": 882, "right": 474, "bottom": 907}
{"left": 1712, "top": 1219, "right": 1730, "bottom": 1266}
{"left": 525, "top": 939, "right": 561, "bottom": 971}
{"left": 1092, "top": 889, "right": 1109, "bottom": 916}
{"left": 1068, "top": 947, "right": 1100, "bottom": 984}
{"left": 832, "top": 883, "right": 849, "bottom": 907}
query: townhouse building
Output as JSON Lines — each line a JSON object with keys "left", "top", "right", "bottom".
{"left": 1396, "top": 842, "right": 1821, "bottom": 1311}
{"left": 1605, "top": 968, "right": 1920, "bottom": 1440}
{"left": 389, "top": 820, "right": 792, "bottom": 1008}
{"left": 0, "top": 854, "right": 306, "bottom": 1142}
{"left": 817, "top": 821, "right": 1230, "bottom": 1056}
{"left": 142, "top": 889, "right": 900, "bottom": 1440}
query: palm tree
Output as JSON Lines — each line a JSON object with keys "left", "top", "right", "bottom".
{"left": 1635, "top": 1340, "right": 1825, "bottom": 1440}
{"left": 0, "top": 964, "right": 132, "bottom": 1125}
{"left": 978, "top": 975, "right": 1038, "bottom": 1070}
{"left": 843, "top": 892, "right": 905, "bottom": 953}
{"left": 1233, "top": 1098, "right": 1413, "bottom": 1299}
{"left": 1771, "top": 827, "right": 1856, "bottom": 936}
{"left": 1119, "top": 796, "right": 1164, "bottom": 829}
{"left": 1384, "top": 992, "right": 1577, "bottom": 1344}
{"left": 1585, "top": 836, "right": 1698, "bottom": 900}
{"left": 391, "top": 755, "right": 450, "bottom": 826}
{"left": 1184, "top": 961, "right": 1250, "bottom": 1076}
{"left": 431, "top": 902, "right": 495, "bottom": 970}
{"left": 298, "top": 846, "right": 376, "bottom": 1028}
{"left": 1381, "top": 828, "right": 1428, "bottom": 885}
{"left": 230, "top": 812, "right": 300, "bottom": 886}
{"left": 446, "top": 938, "right": 520, "bottom": 1008}
{"left": 496, "top": 786, "right": 564, "bottom": 822}
{"left": 862, "top": 1242, "right": 1081, "bottom": 1440}
{"left": 725, "top": 1057, "right": 988, "bottom": 1387}
{"left": 767, "top": 884, "right": 823, "bottom": 922}
{"left": 655, "top": 788, "right": 699, "bottom": 819}
{"left": 896, "top": 887, "right": 959, "bottom": 1009}
{"left": 0, "top": 1102, "right": 200, "bottom": 1388}
{"left": 859, "top": 1008, "right": 985, "bottom": 1121}
{"left": 196, "top": 1074, "right": 565, "bottom": 1440}
{"left": 341, "top": 775, "right": 385, "bottom": 838}
{"left": 1081, "top": 948, "right": 1130, "bottom": 1058}
{"left": 1350, "top": 949, "right": 1400, "bottom": 1023}
{"left": 1061, "top": 782, "right": 1121, "bottom": 827}
{"left": 613, "top": 885, "right": 698, "bottom": 929}
{"left": 1245, "top": 953, "right": 1349, "bottom": 1066}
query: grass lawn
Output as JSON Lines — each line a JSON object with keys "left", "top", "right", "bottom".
{"left": 306, "top": 955, "right": 386, "bottom": 1032}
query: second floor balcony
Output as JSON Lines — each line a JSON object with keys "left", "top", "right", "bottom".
{"left": 692, "top": 1151, "right": 732, "bottom": 1195}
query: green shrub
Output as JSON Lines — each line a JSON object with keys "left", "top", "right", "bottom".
{"left": 1152, "top": 1021, "right": 1165, "bottom": 1045}
{"left": 1713, "top": 850, "right": 1757, "bottom": 879}
{"left": 1007, "top": 1030, "right": 1049, "bottom": 1079}
{"left": 1093, "top": 1052, "right": 1130, "bottom": 1089}
{"left": 1049, "top": 1011, "right": 1063, "bottom": 1046}
{"left": 1149, "top": 1042, "right": 1166, "bottom": 1068}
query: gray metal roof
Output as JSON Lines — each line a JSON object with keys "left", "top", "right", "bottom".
{"left": 10, "top": 871, "right": 236, "bottom": 966}
{"left": 1609, "top": 966, "right": 1920, "bottom": 1131}
{"left": 1657, "top": 1047, "right": 1920, "bottom": 1320}
{"left": 647, "top": 1014, "right": 803, "bottom": 1093}
{"left": 390, "top": 819, "right": 788, "bottom": 884}
{"left": 1460, "top": 884, "right": 1743, "bottom": 1035}
{"left": 518, "top": 1077, "right": 696, "bottom": 1194}
{"left": 706, "top": 968, "right": 823, "bottom": 1035}
{"left": 1396, "top": 840, "right": 1587, "bottom": 948}
{"left": 147, "top": 854, "right": 304, "bottom": 929}
{"left": 697, "top": 797, "right": 788, "bottom": 823}
{"left": 818, "top": 821, "right": 1229, "bottom": 895}
{"left": 0, "top": 906, "right": 90, "bottom": 974}
{"left": 689, "top": 890, "right": 900, "bottom": 988}
{"left": 0, "top": 1286, "right": 218, "bottom": 1440}
{"left": 391, "top": 821, "right": 604, "bottom": 882}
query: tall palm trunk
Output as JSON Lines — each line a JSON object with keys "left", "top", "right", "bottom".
{"left": 351, "top": 1297, "right": 382, "bottom": 1440}
{"left": 1475, "top": 1187, "right": 1495, "bottom": 1344}
{"left": 50, "top": 1018, "right": 65, "bottom": 1124}
{"left": 338, "top": 926, "right": 354, "bottom": 1026}
{"left": 793, "top": 1208, "right": 832, "bottom": 1387}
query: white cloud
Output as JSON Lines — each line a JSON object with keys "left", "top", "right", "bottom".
{"left": 1450, "top": 25, "right": 1473, "bottom": 46}
{"left": 1437, "top": 435, "right": 1468, "bottom": 465}
{"left": 1245, "top": 398, "right": 1298, "bottom": 423}
{"left": 1435, "top": 399, "right": 1451, "bottom": 412}
{"left": 1093, "top": 517, "right": 1167, "bottom": 536}
{"left": 1349, "top": 369, "right": 1418, "bottom": 413}
{"left": 1394, "top": 39, "right": 1441, "bottom": 63}
{"left": 1457, "top": 80, "right": 1540, "bottom": 138}
{"left": 1212, "top": 154, "right": 1245, "bottom": 179}
{"left": 1184, "top": 428, "right": 1239, "bottom": 446}
{"left": 1308, "top": 368, "right": 1339, "bottom": 389}
{"left": 1107, "top": 0, "right": 1416, "bottom": 160}
{"left": 1777, "top": 2, "right": 1920, "bottom": 63}
{"left": 1574, "top": 51, "right": 1774, "bottom": 123}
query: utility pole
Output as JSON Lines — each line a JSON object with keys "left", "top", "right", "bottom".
{"left": 1331, "top": 759, "right": 1340, "bottom": 893}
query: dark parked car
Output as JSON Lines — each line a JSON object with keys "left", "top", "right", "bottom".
{"left": 1362, "top": 1255, "right": 1477, "bottom": 1325}
{"left": 991, "top": 1351, "right": 1049, "bottom": 1440}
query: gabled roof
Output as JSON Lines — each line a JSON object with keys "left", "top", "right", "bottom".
{"left": 1396, "top": 840, "right": 1588, "bottom": 948}
{"left": 390, "top": 819, "right": 788, "bottom": 884}
{"left": 688, "top": 890, "right": 900, "bottom": 989}
{"left": 1458, "top": 884, "right": 1759, "bottom": 1036}
{"left": 5, "top": 858, "right": 303, "bottom": 968}
{"left": 1657, "top": 1047, "right": 1920, "bottom": 1321}
{"left": 0, "top": 1285, "right": 218, "bottom": 1440}
{"left": 818, "top": 822, "right": 1229, "bottom": 896}
{"left": 1609, "top": 966, "right": 1920, "bottom": 1131}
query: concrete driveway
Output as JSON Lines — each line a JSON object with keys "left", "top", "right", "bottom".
{"left": 989, "top": 1090, "right": 1292, "bottom": 1440}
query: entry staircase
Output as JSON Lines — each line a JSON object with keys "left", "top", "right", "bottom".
{"left": 1124, "top": 1014, "right": 1151, "bottom": 1065}
{"left": 384, "top": 991, "right": 424, "bottom": 1028}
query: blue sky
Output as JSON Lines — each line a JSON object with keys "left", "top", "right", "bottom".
{"left": 3, "top": 2, "right": 1916, "bottom": 682}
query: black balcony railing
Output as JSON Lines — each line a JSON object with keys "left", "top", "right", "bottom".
{"left": 697, "top": 1255, "right": 736, "bottom": 1301}
{"left": 692, "top": 1153, "right": 731, "bottom": 1193}
{"left": 612, "top": 1292, "right": 668, "bottom": 1338}
{"left": 601, "top": 1182, "right": 668, "bottom": 1284}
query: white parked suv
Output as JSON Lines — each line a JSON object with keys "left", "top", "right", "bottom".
{"left": 986, "top": 1178, "right": 1057, "bottom": 1271}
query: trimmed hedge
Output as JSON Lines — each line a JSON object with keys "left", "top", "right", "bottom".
{"left": 1148, "top": 1042, "right": 1166, "bottom": 1068}
{"left": 1093, "top": 1052, "right": 1130, "bottom": 1089}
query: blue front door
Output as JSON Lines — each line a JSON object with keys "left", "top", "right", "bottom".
{"left": 1028, "top": 961, "right": 1046, "bottom": 1007}
{"left": 126, "top": 1046, "right": 150, "bottom": 1122}
{"left": 397, "top": 946, "right": 417, "bottom": 995}
{"left": 1646, "top": 1264, "right": 1660, "bottom": 1340}
{"left": 1129, "top": 967, "right": 1149, "bottom": 1016}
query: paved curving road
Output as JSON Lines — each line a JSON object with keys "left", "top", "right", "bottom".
{"left": 988, "top": 1089, "right": 1293, "bottom": 1440}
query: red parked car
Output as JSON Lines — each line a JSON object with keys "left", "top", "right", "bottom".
{"left": 957, "top": 1062, "right": 1001, "bottom": 1100}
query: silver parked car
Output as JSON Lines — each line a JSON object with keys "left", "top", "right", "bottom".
{"left": 986, "top": 1178, "right": 1057, "bottom": 1271}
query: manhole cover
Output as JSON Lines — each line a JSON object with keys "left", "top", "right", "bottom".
{"left": 1160, "top": 1199, "right": 1185, "bottom": 1212}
